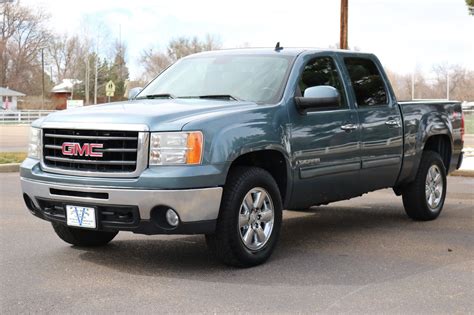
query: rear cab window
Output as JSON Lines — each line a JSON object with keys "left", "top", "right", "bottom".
{"left": 343, "top": 57, "right": 388, "bottom": 107}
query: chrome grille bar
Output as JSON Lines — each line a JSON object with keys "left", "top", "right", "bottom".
{"left": 44, "top": 133, "right": 138, "bottom": 141}
{"left": 45, "top": 156, "right": 137, "bottom": 165}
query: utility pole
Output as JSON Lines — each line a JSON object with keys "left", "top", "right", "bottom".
{"left": 94, "top": 30, "right": 99, "bottom": 105}
{"left": 41, "top": 48, "right": 45, "bottom": 110}
{"left": 119, "top": 24, "right": 123, "bottom": 84}
{"left": 446, "top": 70, "right": 450, "bottom": 100}
{"left": 340, "top": 0, "right": 349, "bottom": 49}
{"left": 94, "top": 56, "right": 98, "bottom": 105}
{"left": 85, "top": 57, "right": 90, "bottom": 105}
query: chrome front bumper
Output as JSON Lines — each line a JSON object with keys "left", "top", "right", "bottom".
{"left": 21, "top": 177, "right": 223, "bottom": 222}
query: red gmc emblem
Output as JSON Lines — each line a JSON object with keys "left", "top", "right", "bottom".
{"left": 61, "top": 142, "right": 104, "bottom": 157}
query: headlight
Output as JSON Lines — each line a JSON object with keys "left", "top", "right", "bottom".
{"left": 28, "top": 127, "right": 41, "bottom": 159}
{"left": 149, "top": 131, "right": 203, "bottom": 165}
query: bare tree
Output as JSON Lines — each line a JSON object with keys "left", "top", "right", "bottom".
{"left": 167, "top": 35, "right": 221, "bottom": 61}
{"left": 431, "top": 63, "right": 474, "bottom": 100}
{"left": 140, "top": 49, "right": 171, "bottom": 81}
{"left": 48, "top": 35, "right": 86, "bottom": 83}
{"left": 140, "top": 34, "right": 221, "bottom": 80}
{"left": 385, "top": 69, "right": 412, "bottom": 101}
{"left": 0, "top": 1, "right": 51, "bottom": 94}
{"left": 202, "top": 34, "right": 222, "bottom": 51}
{"left": 388, "top": 64, "right": 474, "bottom": 102}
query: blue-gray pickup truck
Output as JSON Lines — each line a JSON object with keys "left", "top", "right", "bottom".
{"left": 21, "top": 48, "right": 465, "bottom": 266}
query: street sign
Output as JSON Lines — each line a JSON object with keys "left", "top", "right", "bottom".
{"left": 106, "top": 80, "right": 115, "bottom": 97}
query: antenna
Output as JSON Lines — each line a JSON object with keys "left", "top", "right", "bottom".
{"left": 275, "top": 42, "right": 283, "bottom": 51}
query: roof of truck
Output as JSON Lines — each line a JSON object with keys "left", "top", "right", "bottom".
{"left": 188, "top": 47, "right": 373, "bottom": 58}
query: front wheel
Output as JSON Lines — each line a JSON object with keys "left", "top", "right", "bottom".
{"left": 402, "top": 151, "right": 447, "bottom": 221}
{"left": 52, "top": 222, "right": 118, "bottom": 247}
{"left": 206, "top": 167, "right": 282, "bottom": 267}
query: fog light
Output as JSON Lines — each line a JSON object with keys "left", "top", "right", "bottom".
{"left": 165, "top": 209, "right": 179, "bottom": 227}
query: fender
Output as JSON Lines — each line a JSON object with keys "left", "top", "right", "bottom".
{"left": 202, "top": 108, "right": 294, "bottom": 206}
{"left": 397, "top": 105, "right": 454, "bottom": 186}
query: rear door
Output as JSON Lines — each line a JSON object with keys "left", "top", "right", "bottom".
{"left": 288, "top": 54, "right": 361, "bottom": 208}
{"left": 341, "top": 55, "right": 403, "bottom": 191}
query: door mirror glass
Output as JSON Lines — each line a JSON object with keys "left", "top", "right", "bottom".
{"left": 128, "top": 87, "right": 143, "bottom": 100}
{"left": 295, "top": 86, "right": 340, "bottom": 114}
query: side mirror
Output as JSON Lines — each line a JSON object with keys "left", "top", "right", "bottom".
{"left": 128, "top": 87, "right": 143, "bottom": 100}
{"left": 294, "top": 86, "right": 340, "bottom": 114}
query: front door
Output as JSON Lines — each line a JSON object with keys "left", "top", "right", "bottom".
{"left": 342, "top": 56, "right": 403, "bottom": 191}
{"left": 288, "top": 54, "right": 361, "bottom": 209}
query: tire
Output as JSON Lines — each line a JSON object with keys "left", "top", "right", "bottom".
{"left": 402, "top": 151, "right": 447, "bottom": 221}
{"left": 206, "top": 166, "right": 283, "bottom": 267}
{"left": 52, "top": 222, "right": 118, "bottom": 247}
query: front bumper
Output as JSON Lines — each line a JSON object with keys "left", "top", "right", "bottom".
{"left": 21, "top": 177, "right": 223, "bottom": 235}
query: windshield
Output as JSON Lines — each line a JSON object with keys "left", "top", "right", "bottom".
{"left": 138, "top": 54, "right": 294, "bottom": 104}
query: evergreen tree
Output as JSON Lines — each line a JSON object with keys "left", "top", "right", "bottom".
{"left": 108, "top": 41, "right": 129, "bottom": 100}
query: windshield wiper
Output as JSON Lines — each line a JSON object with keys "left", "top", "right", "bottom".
{"left": 136, "top": 93, "right": 175, "bottom": 100}
{"left": 181, "top": 94, "right": 241, "bottom": 101}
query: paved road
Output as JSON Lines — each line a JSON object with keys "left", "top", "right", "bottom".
{"left": 1, "top": 125, "right": 474, "bottom": 152}
{"left": 0, "top": 125, "right": 29, "bottom": 152}
{"left": 1, "top": 173, "right": 472, "bottom": 313}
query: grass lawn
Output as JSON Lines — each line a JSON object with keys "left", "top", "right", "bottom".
{"left": 0, "top": 152, "right": 27, "bottom": 164}
{"left": 465, "top": 114, "right": 474, "bottom": 134}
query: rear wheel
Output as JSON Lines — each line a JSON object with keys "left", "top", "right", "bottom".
{"left": 52, "top": 222, "right": 118, "bottom": 246}
{"left": 206, "top": 167, "right": 282, "bottom": 267}
{"left": 402, "top": 151, "right": 447, "bottom": 221}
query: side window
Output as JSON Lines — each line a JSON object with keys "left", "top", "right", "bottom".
{"left": 344, "top": 57, "right": 388, "bottom": 106}
{"left": 297, "top": 57, "right": 347, "bottom": 108}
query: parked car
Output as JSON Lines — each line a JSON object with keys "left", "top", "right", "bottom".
{"left": 21, "top": 48, "right": 464, "bottom": 266}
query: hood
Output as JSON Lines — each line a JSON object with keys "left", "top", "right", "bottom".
{"left": 41, "top": 99, "right": 258, "bottom": 131}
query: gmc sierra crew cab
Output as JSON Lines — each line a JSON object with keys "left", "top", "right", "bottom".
{"left": 21, "top": 47, "right": 465, "bottom": 267}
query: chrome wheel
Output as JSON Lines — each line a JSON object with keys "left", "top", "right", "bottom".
{"left": 425, "top": 165, "right": 443, "bottom": 209}
{"left": 238, "top": 187, "right": 275, "bottom": 251}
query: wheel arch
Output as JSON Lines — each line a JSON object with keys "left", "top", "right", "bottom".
{"left": 422, "top": 134, "right": 452, "bottom": 171}
{"left": 226, "top": 149, "right": 292, "bottom": 207}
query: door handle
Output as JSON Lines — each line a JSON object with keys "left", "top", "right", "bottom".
{"left": 340, "top": 123, "right": 358, "bottom": 131}
{"left": 385, "top": 119, "right": 400, "bottom": 128}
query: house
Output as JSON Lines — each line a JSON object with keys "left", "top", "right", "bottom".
{"left": 0, "top": 87, "right": 25, "bottom": 110}
{"left": 51, "top": 79, "right": 81, "bottom": 110}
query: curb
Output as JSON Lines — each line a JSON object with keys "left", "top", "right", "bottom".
{"left": 0, "top": 163, "right": 20, "bottom": 173}
{"left": 450, "top": 169, "right": 474, "bottom": 177}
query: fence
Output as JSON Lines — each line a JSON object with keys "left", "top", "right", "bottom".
{"left": 0, "top": 110, "right": 56, "bottom": 124}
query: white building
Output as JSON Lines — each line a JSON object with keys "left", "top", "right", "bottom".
{"left": 0, "top": 87, "right": 25, "bottom": 110}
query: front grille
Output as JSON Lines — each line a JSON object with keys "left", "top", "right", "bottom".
{"left": 36, "top": 198, "right": 140, "bottom": 229}
{"left": 42, "top": 129, "right": 139, "bottom": 173}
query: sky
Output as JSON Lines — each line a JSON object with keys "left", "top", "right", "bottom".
{"left": 24, "top": 0, "right": 474, "bottom": 80}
